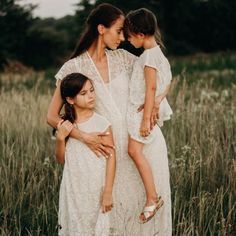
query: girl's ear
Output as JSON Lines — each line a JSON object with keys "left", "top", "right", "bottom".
{"left": 138, "top": 33, "right": 145, "bottom": 39}
{"left": 97, "top": 24, "right": 105, "bottom": 35}
{"left": 66, "top": 97, "right": 74, "bottom": 105}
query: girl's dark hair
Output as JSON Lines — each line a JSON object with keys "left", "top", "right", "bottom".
{"left": 70, "top": 3, "right": 123, "bottom": 58}
{"left": 124, "top": 8, "right": 164, "bottom": 48}
{"left": 60, "top": 73, "right": 90, "bottom": 123}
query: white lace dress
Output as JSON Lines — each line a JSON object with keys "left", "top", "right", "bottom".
{"left": 58, "top": 112, "right": 111, "bottom": 236}
{"left": 127, "top": 45, "right": 173, "bottom": 143}
{"left": 55, "top": 49, "right": 172, "bottom": 236}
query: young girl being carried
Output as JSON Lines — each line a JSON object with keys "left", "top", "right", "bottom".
{"left": 125, "top": 8, "right": 173, "bottom": 223}
{"left": 55, "top": 73, "right": 116, "bottom": 235}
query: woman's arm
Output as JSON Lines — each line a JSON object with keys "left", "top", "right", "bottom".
{"left": 47, "top": 80, "right": 114, "bottom": 157}
{"left": 101, "top": 127, "right": 116, "bottom": 213}
{"left": 140, "top": 66, "right": 157, "bottom": 137}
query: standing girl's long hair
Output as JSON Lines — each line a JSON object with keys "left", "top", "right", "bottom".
{"left": 60, "top": 73, "right": 91, "bottom": 123}
{"left": 70, "top": 3, "right": 123, "bottom": 58}
{"left": 124, "top": 8, "right": 164, "bottom": 49}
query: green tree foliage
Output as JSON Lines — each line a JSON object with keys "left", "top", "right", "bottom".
{"left": 0, "top": 1, "right": 75, "bottom": 69}
{"left": 0, "top": 0, "right": 34, "bottom": 67}
{"left": 22, "top": 16, "right": 75, "bottom": 69}
{"left": 159, "top": 0, "right": 236, "bottom": 54}
{"left": 79, "top": 0, "right": 236, "bottom": 55}
{"left": 1, "top": 0, "right": 236, "bottom": 69}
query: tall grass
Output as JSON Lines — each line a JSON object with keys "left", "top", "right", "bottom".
{"left": 0, "top": 53, "right": 235, "bottom": 235}
{"left": 165, "top": 76, "right": 235, "bottom": 235}
{"left": 0, "top": 73, "right": 59, "bottom": 235}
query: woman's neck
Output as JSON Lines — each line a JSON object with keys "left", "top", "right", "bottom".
{"left": 88, "top": 38, "right": 106, "bottom": 62}
{"left": 74, "top": 108, "right": 94, "bottom": 123}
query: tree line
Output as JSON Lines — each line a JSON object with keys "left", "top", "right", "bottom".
{"left": 1, "top": 0, "right": 235, "bottom": 70}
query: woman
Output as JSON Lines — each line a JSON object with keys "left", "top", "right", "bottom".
{"left": 47, "top": 3, "right": 172, "bottom": 235}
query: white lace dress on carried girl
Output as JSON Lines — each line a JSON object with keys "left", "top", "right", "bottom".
{"left": 127, "top": 45, "right": 173, "bottom": 143}
{"left": 55, "top": 49, "right": 172, "bottom": 236}
{"left": 58, "top": 112, "right": 111, "bottom": 236}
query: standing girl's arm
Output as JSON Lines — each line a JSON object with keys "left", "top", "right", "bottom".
{"left": 47, "top": 80, "right": 114, "bottom": 157}
{"left": 55, "top": 120, "right": 73, "bottom": 164}
{"left": 140, "top": 66, "right": 157, "bottom": 137}
{"left": 101, "top": 127, "right": 116, "bottom": 213}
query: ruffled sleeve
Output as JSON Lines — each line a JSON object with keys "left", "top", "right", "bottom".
{"left": 141, "top": 48, "right": 160, "bottom": 70}
{"left": 94, "top": 113, "right": 111, "bottom": 133}
{"left": 143, "top": 47, "right": 172, "bottom": 90}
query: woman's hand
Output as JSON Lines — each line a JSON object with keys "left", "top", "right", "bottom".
{"left": 101, "top": 191, "right": 113, "bottom": 213}
{"left": 140, "top": 118, "right": 151, "bottom": 137}
{"left": 82, "top": 132, "right": 115, "bottom": 158}
{"left": 56, "top": 120, "right": 73, "bottom": 140}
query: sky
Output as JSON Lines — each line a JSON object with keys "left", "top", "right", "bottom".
{"left": 19, "top": 0, "right": 79, "bottom": 18}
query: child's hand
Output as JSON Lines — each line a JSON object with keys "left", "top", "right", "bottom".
{"left": 101, "top": 191, "right": 113, "bottom": 213}
{"left": 56, "top": 120, "right": 73, "bottom": 140}
{"left": 140, "top": 119, "right": 151, "bottom": 137}
{"left": 150, "top": 106, "right": 159, "bottom": 129}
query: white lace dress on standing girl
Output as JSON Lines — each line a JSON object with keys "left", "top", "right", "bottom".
{"left": 58, "top": 112, "right": 111, "bottom": 236}
{"left": 127, "top": 45, "right": 173, "bottom": 143}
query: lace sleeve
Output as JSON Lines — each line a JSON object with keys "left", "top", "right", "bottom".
{"left": 143, "top": 47, "right": 172, "bottom": 89}
{"left": 55, "top": 58, "right": 79, "bottom": 84}
{"left": 117, "top": 49, "right": 137, "bottom": 77}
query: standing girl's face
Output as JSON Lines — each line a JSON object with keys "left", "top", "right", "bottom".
{"left": 101, "top": 15, "right": 125, "bottom": 49}
{"left": 127, "top": 33, "right": 144, "bottom": 48}
{"left": 68, "top": 80, "right": 95, "bottom": 110}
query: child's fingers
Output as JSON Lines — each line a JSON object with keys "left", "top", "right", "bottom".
{"left": 56, "top": 119, "right": 64, "bottom": 129}
{"left": 102, "top": 205, "right": 106, "bottom": 213}
{"left": 140, "top": 129, "right": 150, "bottom": 137}
{"left": 102, "top": 203, "right": 113, "bottom": 213}
{"left": 63, "top": 120, "right": 72, "bottom": 126}
{"left": 62, "top": 121, "right": 74, "bottom": 132}
{"left": 105, "top": 206, "right": 111, "bottom": 212}
{"left": 137, "top": 104, "right": 144, "bottom": 112}
{"left": 98, "top": 131, "right": 110, "bottom": 137}
{"left": 67, "top": 123, "right": 74, "bottom": 132}
{"left": 97, "top": 146, "right": 109, "bottom": 159}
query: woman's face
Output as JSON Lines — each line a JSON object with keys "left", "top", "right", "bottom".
{"left": 102, "top": 15, "right": 125, "bottom": 49}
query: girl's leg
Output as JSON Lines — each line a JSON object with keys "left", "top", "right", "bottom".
{"left": 128, "top": 137, "right": 158, "bottom": 205}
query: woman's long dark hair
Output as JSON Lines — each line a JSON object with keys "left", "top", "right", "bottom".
{"left": 124, "top": 8, "right": 164, "bottom": 49}
{"left": 70, "top": 3, "right": 123, "bottom": 58}
{"left": 60, "top": 73, "right": 90, "bottom": 123}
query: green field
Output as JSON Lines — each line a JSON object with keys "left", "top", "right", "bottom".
{"left": 0, "top": 52, "right": 235, "bottom": 235}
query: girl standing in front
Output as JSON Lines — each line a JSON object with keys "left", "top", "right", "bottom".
{"left": 55, "top": 73, "right": 116, "bottom": 235}
{"left": 125, "top": 8, "right": 173, "bottom": 223}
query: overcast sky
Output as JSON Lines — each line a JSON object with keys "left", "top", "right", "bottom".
{"left": 19, "top": 0, "right": 79, "bottom": 18}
